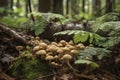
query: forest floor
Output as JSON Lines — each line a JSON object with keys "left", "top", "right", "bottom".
{"left": 0, "top": 13, "right": 120, "bottom": 80}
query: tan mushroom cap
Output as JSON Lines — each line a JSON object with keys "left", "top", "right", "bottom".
{"left": 62, "top": 54, "right": 72, "bottom": 60}
{"left": 70, "top": 50, "right": 79, "bottom": 55}
{"left": 57, "top": 48, "right": 64, "bottom": 54}
{"left": 47, "top": 45, "right": 57, "bottom": 52}
{"left": 45, "top": 55, "right": 54, "bottom": 60}
{"left": 35, "top": 50, "right": 46, "bottom": 55}
{"left": 33, "top": 46, "right": 39, "bottom": 51}
{"left": 62, "top": 47, "right": 70, "bottom": 52}
{"left": 39, "top": 42, "right": 47, "bottom": 49}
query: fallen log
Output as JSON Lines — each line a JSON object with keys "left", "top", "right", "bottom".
{"left": 0, "top": 23, "right": 27, "bottom": 45}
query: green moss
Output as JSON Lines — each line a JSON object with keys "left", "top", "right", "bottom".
{"left": 9, "top": 54, "right": 51, "bottom": 80}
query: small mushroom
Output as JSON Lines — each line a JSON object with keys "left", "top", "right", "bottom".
{"left": 39, "top": 42, "right": 47, "bottom": 49}
{"left": 62, "top": 54, "right": 72, "bottom": 60}
{"left": 35, "top": 50, "right": 46, "bottom": 55}
{"left": 76, "top": 43, "right": 85, "bottom": 49}
{"left": 45, "top": 55, "right": 54, "bottom": 60}
{"left": 60, "top": 40, "right": 66, "bottom": 46}
{"left": 47, "top": 52, "right": 53, "bottom": 55}
{"left": 70, "top": 50, "right": 79, "bottom": 55}
{"left": 51, "top": 42, "right": 58, "bottom": 46}
{"left": 47, "top": 45, "right": 57, "bottom": 52}
{"left": 33, "top": 46, "right": 39, "bottom": 52}
{"left": 16, "top": 46, "right": 24, "bottom": 51}
{"left": 57, "top": 43, "right": 63, "bottom": 47}
{"left": 62, "top": 47, "right": 70, "bottom": 52}
{"left": 54, "top": 55, "right": 59, "bottom": 59}
{"left": 35, "top": 37, "right": 40, "bottom": 40}
{"left": 57, "top": 48, "right": 64, "bottom": 54}
{"left": 69, "top": 40, "right": 74, "bottom": 45}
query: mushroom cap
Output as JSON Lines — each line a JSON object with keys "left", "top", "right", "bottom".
{"left": 47, "top": 52, "right": 53, "bottom": 55}
{"left": 60, "top": 40, "right": 66, "bottom": 46}
{"left": 62, "top": 54, "right": 72, "bottom": 60}
{"left": 62, "top": 47, "right": 70, "bottom": 52}
{"left": 66, "top": 45, "right": 75, "bottom": 50}
{"left": 39, "top": 43, "right": 47, "bottom": 49}
{"left": 54, "top": 55, "right": 59, "bottom": 59}
{"left": 35, "top": 37, "right": 40, "bottom": 40}
{"left": 45, "top": 55, "right": 54, "bottom": 60}
{"left": 76, "top": 43, "right": 84, "bottom": 49}
{"left": 57, "top": 48, "right": 64, "bottom": 54}
{"left": 69, "top": 40, "right": 74, "bottom": 45}
{"left": 33, "top": 46, "right": 39, "bottom": 51}
{"left": 35, "top": 50, "right": 46, "bottom": 55}
{"left": 16, "top": 46, "right": 24, "bottom": 50}
{"left": 70, "top": 50, "right": 79, "bottom": 55}
{"left": 57, "top": 43, "right": 63, "bottom": 47}
{"left": 47, "top": 45, "right": 57, "bottom": 52}
{"left": 51, "top": 42, "right": 58, "bottom": 46}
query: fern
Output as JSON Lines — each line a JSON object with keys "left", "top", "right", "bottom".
{"left": 96, "top": 21, "right": 120, "bottom": 36}
{"left": 54, "top": 30, "right": 102, "bottom": 43}
{"left": 75, "top": 59, "right": 99, "bottom": 68}
{"left": 97, "top": 37, "right": 120, "bottom": 49}
{"left": 92, "top": 13, "right": 120, "bottom": 32}
{"left": 30, "top": 13, "right": 66, "bottom": 36}
{"left": 77, "top": 47, "right": 111, "bottom": 60}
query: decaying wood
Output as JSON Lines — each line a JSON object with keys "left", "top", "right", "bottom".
{"left": 0, "top": 72, "right": 15, "bottom": 80}
{"left": 0, "top": 23, "right": 27, "bottom": 45}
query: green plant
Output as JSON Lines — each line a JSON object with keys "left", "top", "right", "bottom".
{"left": 54, "top": 30, "right": 102, "bottom": 43}
{"left": 75, "top": 47, "right": 111, "bottom": 69}
{"left": 92, "top": 13, "right": 120, "bottom": 32}
{"left": 93, "top": 21, "right": 120, "bottom": 49}
{"left": 9, "top": 52, "right": 51, "bottom": 80}
{"left": 0, "top": 15, "right": 28, "bottom": 29}
{"left": 30, "top": 13, "right": 66, "bottom": 36}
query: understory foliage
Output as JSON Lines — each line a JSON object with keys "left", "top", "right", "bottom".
{"left": 9, "top": 52, "right": 51, "bottom": 80}
{"left": 93, "top": 21, "right": 120, "bottom": 49}
{"left": 0, "top": 12, "right": 120, "bottom": 80}
{"left": 30, "top": 13, "right": 66, "bottom": 35}
{"left": 54, "top": 30, "right": 101, "bottom": 44}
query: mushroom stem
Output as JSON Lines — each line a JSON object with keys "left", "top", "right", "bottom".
{"left": 66, "top": 60, "right": 79, "bottom": 72}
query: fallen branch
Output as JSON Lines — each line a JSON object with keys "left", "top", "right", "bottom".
{"left": 0, "top": 23, "right": 27, "bottom": 45}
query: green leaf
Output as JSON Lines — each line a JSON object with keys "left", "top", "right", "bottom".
{"left": 89, "top": 33, "right": 94, "bottom": 43}
{"left": 75, "top": 59, "right": 99, "bottom": 68}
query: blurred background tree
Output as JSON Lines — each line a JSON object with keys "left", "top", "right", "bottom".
{"left": 0, "top": 0, "right": 120, "bottom": 19}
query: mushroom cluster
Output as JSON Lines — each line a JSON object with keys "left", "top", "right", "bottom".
{"left": 30, "top": 37, "right": 86, "bottom": 68}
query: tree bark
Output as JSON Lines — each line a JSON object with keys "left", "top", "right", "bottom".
{"left": 66, "top": 0, "right": 69, "bottom": 14}
{"left": 105, "top": 0, "right": 114, "bottom": 13}
{"left": 0, "top": 0, "right": 9, "bottom": 17}
{"left": 10, "top": 0, "right": 14, "bottom": 10}
{"left": 52, "top": 0, "right": 63, "bottom": 14}
{"left": 70, "top": 0, "right": 80, "bottom": 18}
{"left": 82, "top": 0, "right": 85, "bottom": 12}
{"left": 92, "top": 0, "right": 101, "bottom": 17}
{"left": 0, "top": 24, "right": 27, "bottom": 45}
{"left": 38, "top": 0, "right": 51, "bottom": 13}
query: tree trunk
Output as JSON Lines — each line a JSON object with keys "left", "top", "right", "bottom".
{"left": 52, "top": 0, "right": 63, "bottom": 14}
{"left": 16, "top": 0, "right": 20, "bottom": 8}
{"left": 0, "top": 0, "right": 9, "bottom": 17}
{"left": 105, "top": 0, "right": 113, "bottom": 13}
{"left": 66, "top": 0, "right": 69, "bottom": 14}
{"left": 10, "top": 0, "right": 14, "bottom": 10}
{"left": 25, "top": 0, "right": 28, "bottom": 17}
{"left": 38, "top": 0, "right": 51, "bottom": 13}
{"left": 92, "top": 0, "right": 101, "bottom": 17}
{"left": 82, "top": 0, "right": 85, "bottom": 12}
{"left": 70, "top": 0, "right": 80, "bottom": 18}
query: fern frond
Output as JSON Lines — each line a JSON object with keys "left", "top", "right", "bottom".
{"left": 54, "top": 30, "right": 102, "bottom": 43}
